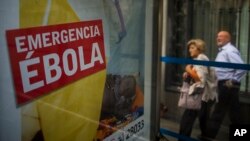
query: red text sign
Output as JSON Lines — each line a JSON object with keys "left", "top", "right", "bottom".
{"left": 6, "top": 20, "right": 106, "bottom": 106}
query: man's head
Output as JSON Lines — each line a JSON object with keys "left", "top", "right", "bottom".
{"left": 216, "top": 31, "right": 231, "bottom": 47}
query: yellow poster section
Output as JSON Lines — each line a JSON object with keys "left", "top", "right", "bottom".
{"left": 20, "top": 0, "right": 106, "bottom": 141}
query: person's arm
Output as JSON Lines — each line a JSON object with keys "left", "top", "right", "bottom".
{"left": 185, "top": 65, "right": 200, "bottom": 82}
{"left": 227, "top": 51, "right": 247, "bottom": 81}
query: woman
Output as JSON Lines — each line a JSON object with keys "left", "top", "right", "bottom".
{"left": 178, "top": 39, "right": 216, "bottom": 141}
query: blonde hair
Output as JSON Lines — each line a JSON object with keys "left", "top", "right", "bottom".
{"left": 187, "top": 39, "right": 206, "bottom": 52}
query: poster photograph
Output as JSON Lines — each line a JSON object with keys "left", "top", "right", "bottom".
{"left": 1, "top": 0, "right": 146, "bottom": 141}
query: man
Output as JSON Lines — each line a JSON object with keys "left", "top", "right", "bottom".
{"left": 200, "top": 31, "right": 246, "bottom": 140}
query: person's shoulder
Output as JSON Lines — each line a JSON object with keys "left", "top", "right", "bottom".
{"left": 197, "top": 53, "right": 209, "bottom": 61}
{"left": 224, "top": 43, "right": 241, "bottom": 56}
{"left": 225, "top": 43, "right": 238, "bottom": 51}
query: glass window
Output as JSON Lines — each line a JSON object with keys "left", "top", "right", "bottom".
{"left": 165, "top": 0, "right": 250, "bottom": 95}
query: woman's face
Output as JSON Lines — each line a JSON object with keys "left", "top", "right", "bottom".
{"left": 189, "top": 44, "right": 200, "bottom": 58}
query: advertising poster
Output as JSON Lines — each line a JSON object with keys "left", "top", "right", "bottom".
{"left": 1, "top": 0, "right": 146, "bottom": 141}
{"left": 95, "top": 0, "right": 146, "bottom": 140}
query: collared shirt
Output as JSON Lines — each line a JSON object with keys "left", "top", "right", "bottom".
{"left": 215, "top": 42, "right": 246, "bottom": 82}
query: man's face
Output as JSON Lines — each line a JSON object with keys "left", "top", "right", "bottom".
{"left": 216, "top": 32, "right": 230, "bottom": 47}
